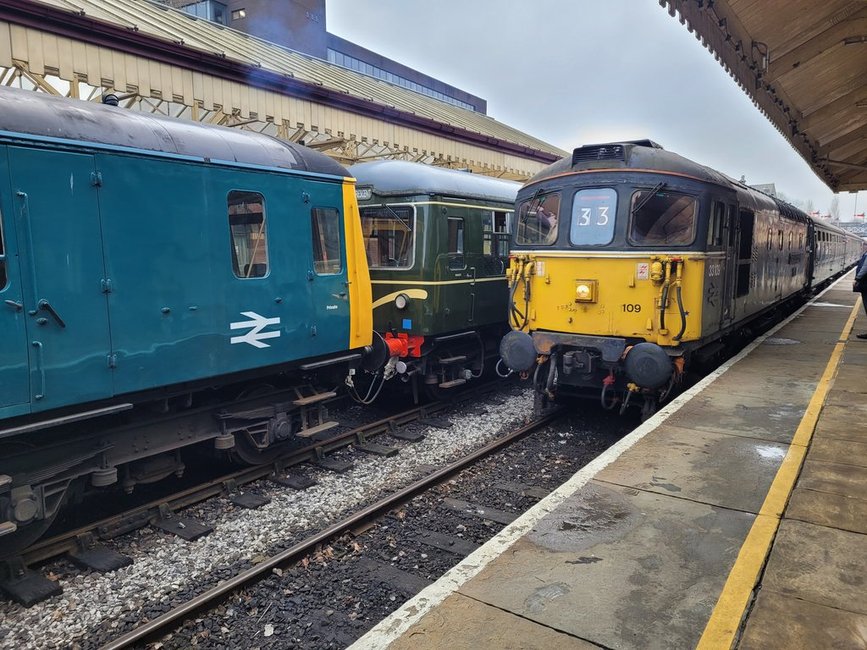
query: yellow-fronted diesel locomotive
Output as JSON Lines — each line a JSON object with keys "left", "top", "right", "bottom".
{"left": 500, "top": 140, "right": 862, "bottom": 418}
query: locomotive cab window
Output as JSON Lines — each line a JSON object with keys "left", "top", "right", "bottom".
{"left": 570, "top": 188, "right": 616, "bottom": 246}
{"left": 516, "top": 191, "right": 560, "bottom": 245}
{"left": 228, "top": 191, "right": 269, "bottom": 279}
{"left": 311, "top": 207, "right": 343, "bottom": 275}
{"left": 707, "top": 202, "right": 725, "bottom": 248}
{"left": 628, "top": 189, "right": 697, "bottom": 246}
{"left": 360, "top": 205, "right": 414, "bottom": 269}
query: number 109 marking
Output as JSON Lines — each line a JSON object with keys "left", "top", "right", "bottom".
{"left": 621, "top": 303, "right": 641, "bottom": 312}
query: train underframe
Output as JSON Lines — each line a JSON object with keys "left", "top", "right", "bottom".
{"left": 375, "top": 323, "right": 507, "bottom": 403}
{"left": 519, "top": 291, "right": 810, "bottom": 420}
{"left": 0, "top": 353, "right": 368, "bottom": 561}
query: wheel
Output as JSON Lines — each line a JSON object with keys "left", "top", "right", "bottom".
{"left": 532, "top": 359, "right": 553, "bottom": 417}
{"left": 0, "top": 509, "right": 60, "bottom": 560}
{"left": 228, "top": 384, "right": 299, "bottom": 465}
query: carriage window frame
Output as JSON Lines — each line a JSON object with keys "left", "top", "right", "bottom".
{"left": 569, "top": 187, "right": 617, "bottom": 247}
{"left": 447, "top": 217, "right": 465, "bottom": 254}
{"left": 311, "top": 206, "right": 343, "bottom": 276}
{"left": 627, "top": 189, "right": 698, "bottom": 247}
{"left": 227, "top": 190, "right": 269, "bottom": 279}
{"left": 515, "top": 190, "right": 561, "bottom": 246}
{"left": 482, "top": 209, "right": 512, "bottom": 259}
{"left": 359, "top": 203, "right": 416, "bottom": 270}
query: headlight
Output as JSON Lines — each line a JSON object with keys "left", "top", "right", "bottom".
{"left": 395, "top": 293, "right": 409, "bottom": 310}
{"left": 574, "top": 280, "right": 597, "bottom": 303}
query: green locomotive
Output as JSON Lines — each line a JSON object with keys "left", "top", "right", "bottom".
{"left": 349, "top": 161, "right": 519, "bottom": 401}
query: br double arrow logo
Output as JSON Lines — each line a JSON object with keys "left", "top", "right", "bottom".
{"left": 230, "top": 311, "right": 281, "bottom": 349}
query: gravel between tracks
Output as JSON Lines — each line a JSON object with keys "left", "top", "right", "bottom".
{"left": 0, "top": 387, "right": 535, "bottom": 650}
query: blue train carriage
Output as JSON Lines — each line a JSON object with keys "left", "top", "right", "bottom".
{"left": 348, "top": 161, "right": 520, "bottom": 401}
{"left": 499, "top": 140, "right": 862, "bottom": 417}
{"left": 0, "top": 88, "right": 374, "bottom": 553}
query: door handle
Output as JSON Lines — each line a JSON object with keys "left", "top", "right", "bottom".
{"left": 4, "top": 299, "right": 22, "bottom": 312}
{"left": 38, "top": 299, "right": 66, "bottom": 328}
{"left": 32, "top": 340, "right": 45, "bottom": 400}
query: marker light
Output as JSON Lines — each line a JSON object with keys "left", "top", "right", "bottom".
{"left": 394, "top": 293, "right": 409, "bottom": 309}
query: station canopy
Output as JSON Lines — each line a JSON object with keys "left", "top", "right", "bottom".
{"left": 666, "top": 0, "right": 867, "bottom": 192}
{"left": 0, "top": 0, "right": 566, "bottom": 179}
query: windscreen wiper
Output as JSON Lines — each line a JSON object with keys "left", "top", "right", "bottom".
{"left": 383, "top": 205, "right": 412, "bottom": 231}
{"left": 632, "top": 182, "right": 667, "bottom": 215}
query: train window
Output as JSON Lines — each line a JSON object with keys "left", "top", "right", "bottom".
{"left": 448, "top": 218, "right": 464, "bottom": 254}
{"left": 767, "top": 228, "right": 773, "bottom": 251}
{"left": 228, "top": 191, "right": 269, "bottom": 279}
{"left": 448, "top": 217, "right": 465, "bottom": 271}
{"left": 483, "top": 210, "right": 511, "bottom": 258}
{"left": 778, "top": 230, "right": 784, "bottom": 251}
{"left": 570, "top": 188, "right": 616, "bottom": 246}
{"left": 735, "top": 210, "right": 754, "bottom": 298}
{"left": 788, "top": 232, "right": 793, "bottom": 250}
{"left": 628, "top": 190, "right": 696, "bottom": 246}
{"left": 515, "top": 191, "right": 560, "bottom": 245}
{"left": 0, "top": 209, "right": 6, "bottom": 290}
{"left": 799, "top": 233, "right": 804, "bottom": 250}
{"left": 311, "top": 207, "right": 343, "bottom": 275}
{"left": 708, "top": 202, "right": 725, "bottom": 247}
{"left": 360, "top": 205, "right": 414, "bottom": 269}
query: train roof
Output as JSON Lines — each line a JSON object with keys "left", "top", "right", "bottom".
{"left": 525, "top": 140, "right": 734, "bottom": 189}
{"left": 0, "top": 87, "right": 348, "bottom": 177}
{"left": 349, "top": 160, "right": 520, "bottom": 205}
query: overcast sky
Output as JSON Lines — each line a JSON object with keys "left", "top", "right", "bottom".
{"left": 327, "top": 0, "right": 864, "bottom": 220}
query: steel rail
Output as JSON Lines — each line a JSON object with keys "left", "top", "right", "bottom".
{"left": 21, "top": 382, "right": 500, "bottom": 566}
{"left": 100, "top": 408, "right": 563, "bottom": 650}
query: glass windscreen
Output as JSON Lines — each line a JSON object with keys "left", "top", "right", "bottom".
{"left": 515, "top": 191, "right": 560, "bottom": 245}
{"left": 628, "top": 190, "right": 697, "bottom": 246}
{"left": 570, "top": 188, "right": 617, "bottom": 246}
{"left": 360, "top": 205, "right": 414, "bottom": 268}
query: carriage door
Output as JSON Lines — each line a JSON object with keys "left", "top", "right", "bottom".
{"left": 310, "top": 206, "right": 350, "bottom": 352}
{"left": 8, "top": 147, "right": 113, "bottom": 412}
{"left": 0, "top": 149, "right": 30, "bottom": 416}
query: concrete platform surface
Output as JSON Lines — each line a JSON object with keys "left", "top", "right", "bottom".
{"left": 350, "top": 279, "right": 867, "bottom": 650}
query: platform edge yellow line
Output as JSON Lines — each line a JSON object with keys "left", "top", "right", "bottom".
{"left": 696, "top": 297, "right": 860, "bottom": 649}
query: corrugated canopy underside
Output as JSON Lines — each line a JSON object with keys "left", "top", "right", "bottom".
{"left": 664, "top": 0, "right": 867, "bottom": 192}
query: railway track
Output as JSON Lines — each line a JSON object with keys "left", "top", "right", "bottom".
{"left": 101, "top": 408, "right": 566, "bottom": 650}
{"left": 16, "top": 382, "right": 503, "bottom": 570}
{"left": 0, "top": 382, "right": 637, "bottom": 649}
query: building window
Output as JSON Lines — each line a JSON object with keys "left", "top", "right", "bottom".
{"left": 228, "top": 191, "right": 268, "bottom": 278}
{"left": 325, "top": 49, "right": 476, "bottom": 111}
{"left": 311, "top": 208, "right": 343, "bottom": 275}
{"left": 231, "top": 8, "right": 246, "bottom": 20}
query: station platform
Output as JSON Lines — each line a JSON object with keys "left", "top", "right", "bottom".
{"left": 351, "top": 276, "right": 867, "bottom": 650}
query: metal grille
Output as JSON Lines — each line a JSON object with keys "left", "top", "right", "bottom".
{"left": 571, "top": 144, "right": 625, "bottom": 166}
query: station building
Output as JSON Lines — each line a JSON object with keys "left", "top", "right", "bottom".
{"left": 159, "top": 0, "right": 487, "bottom": 113}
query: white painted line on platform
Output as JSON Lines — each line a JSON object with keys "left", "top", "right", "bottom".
{"left": 349, "top": 273, "right": 854, "bottom": 650}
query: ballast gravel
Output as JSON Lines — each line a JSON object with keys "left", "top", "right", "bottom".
{"left": 0, "top": 387, "right": 536, "bottom": 650}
